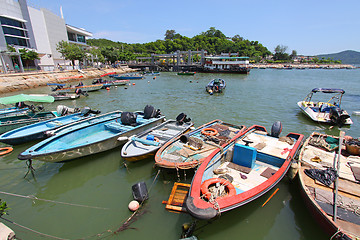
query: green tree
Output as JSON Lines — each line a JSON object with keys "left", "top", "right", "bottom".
{"left": 56, "top": 40, "right": 86, "bottom": 68}
{"left": 273, "top": 45, "right": 290, "bottom": 61}
{"left": 18, "top": 48, "right": 39, "bottom": 68}
{"left": 165, "top": 30, "right": 176, "bottom": 40}
{"left": 0, "top": 199, "right": 9, "bottom": 217}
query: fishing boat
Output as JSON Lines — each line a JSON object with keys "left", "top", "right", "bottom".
{"left": 297, "top": 88, "right": 352, "bottom": 127}
{"left": 0, "top": 95, "right": 62, "bottom": 134}
{"left": 143, "top": 71, "right": 160, "bottom": 76}
{"left": 185, "top": 123, "right": 304, "bottom": 220}
{"left": 113, "top": 73, "right": 144, "bottom": 80}
{"left": 29, "top": 93, "right": 81, "bottom": 101}
{"left": 18, "top": 105, "right": 165, "bottom": 163}
{"left": 297, "top": 131, "right": 360, "bottom": 239}
{"left": 0, "top": 94, "right": 53, "bottom": 117}
{"left": 0, "top": 106, "right": 100, "bottom": 145}
{"left": 205, "top": 78, "right": 226, "bottom": 95}
{"left": 48, "top": 83, "right": 103, "bottom": 93}
{"left": 154, "top": 120, "right": 246, "bottom": 170}
{"left": 92, "top": 78, "right": 130, "bottom": 87}
{"left": 177, "top": 71, "right": 196, "bottom": 76}
{"left": 121, "top": 113, "right": 194, "bottom": 162}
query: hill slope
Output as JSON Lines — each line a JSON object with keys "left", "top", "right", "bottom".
{"left": 317, "top": 50, "right": 360, "bottom": 64}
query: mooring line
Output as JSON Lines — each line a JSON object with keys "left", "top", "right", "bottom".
{"left": 1, "top": 217, "right": 69, "bottom": 240}
{"left": 0, "top": 191, "right": 109, "bottom": 210}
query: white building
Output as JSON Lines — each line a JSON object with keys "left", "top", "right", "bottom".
{"left": 0, "top": 0, "right": 92, "bottom": 72}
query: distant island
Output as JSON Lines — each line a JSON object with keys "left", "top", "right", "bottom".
{"left": 317, "top": 50, "right": 360, "bottom": 64}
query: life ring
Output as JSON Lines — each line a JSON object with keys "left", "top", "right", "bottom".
{"left": 0, "top": 147, "right": 13, "bottom": 156}
{"left": 200, "top": 178, "right": 236, "bottom": 200}
{"left": 201, "top": 128, "right": 218, "bottom": 136}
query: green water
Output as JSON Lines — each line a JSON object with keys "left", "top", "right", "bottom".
{"left": 1, "top": 69, "right": 360, "bottom": 239}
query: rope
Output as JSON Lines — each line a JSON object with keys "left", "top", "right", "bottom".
{"left": 1, "top": 216, "right": 68, "bottom": 240}
{"left": 0, "top": 191, "right": 108, "bottom": 210}
{"left": 330, "top": 228, "right": 342, "bottom": 240}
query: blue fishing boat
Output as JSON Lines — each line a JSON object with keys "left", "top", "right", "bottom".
{"left": 18, "top": 105, "right": 165, "bottom": 162}
{"left": 0, "top": 94, "right": 54, "bottom": 117}
{"left": 113, "top": 73, "right": 144, "bottom": 80}
{"left": 0, "top": 94, "right": 61, "bottom": 134}
{"left": 0, "top": 107, "right": 100, "bottom": 145}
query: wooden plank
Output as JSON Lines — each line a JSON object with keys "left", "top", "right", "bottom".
{"left": 164, "top": 182, "right": 190, "bottom": 213}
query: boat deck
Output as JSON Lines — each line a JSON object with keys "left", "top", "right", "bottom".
{"left": 299, "top": 133, "right": 360, "bottom": 238}
{"left": 214, "top": 161, "right": 279, "bottom": 194}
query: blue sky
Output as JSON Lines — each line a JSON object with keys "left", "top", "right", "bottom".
{"left": 28, "top": 0, "right": 360, "bottom": 56}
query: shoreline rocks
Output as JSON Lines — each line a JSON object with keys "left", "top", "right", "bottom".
{"left": 0, "top": 66, "right": 136, "bottom": 94}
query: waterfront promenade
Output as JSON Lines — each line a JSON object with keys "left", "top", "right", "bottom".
{"left": 0, "top": 66, "right": 135, "bottom": 94}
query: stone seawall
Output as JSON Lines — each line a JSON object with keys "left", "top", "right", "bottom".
{"left": 0, "top": 66, "right": 136, "bottom": 94}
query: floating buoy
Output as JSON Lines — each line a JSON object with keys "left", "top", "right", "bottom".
{"left": 128, "top": 200, "right": 139, "bottom": 211}
{"left": 148, "top": 81, "right": 150, "bottom": 83}
{"left": 153, "top": 77, "right": 156, "bottom": 79}
{"left": 132, "top": 83, "right": 135, "bottom": 85}
{"left": 106, "top": 87, "right": 110, "bottom": 90}
{"left": 0, "top": 147, "right": 13, "bottom": 156}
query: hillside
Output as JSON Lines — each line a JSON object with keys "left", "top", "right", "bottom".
{"left": 317, "top": 50, "right": 360, "bottom": 64}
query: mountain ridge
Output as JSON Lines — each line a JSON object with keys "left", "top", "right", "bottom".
{"left": 316, "top": 50, "right": 360, "bottom": 64}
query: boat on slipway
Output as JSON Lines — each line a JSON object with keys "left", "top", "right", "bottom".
{"left": 205, "top": 78, "right": 226, "bottom": 95}
{"left": 121, "top": 113, "right": 194, "bottom": 162}
{"left": 0, "top": 106, "right": 100, "bottom": 145}
{"left": 297, "top": 88, "right": 352, "bottom": 127}
{"left": 298, "top": 131, "right": 360, "bottom": 239}
{"left": 154, "top": 120, "right": 246, "bottom": 170}
{"left": 0, "top": 94, "right": 61, "bottom": 134}
{"left": 18, "top": 105, "right": 165, "bottom": 163}
{"left": 185, "top": 123, "right": 304, "bottom": 220}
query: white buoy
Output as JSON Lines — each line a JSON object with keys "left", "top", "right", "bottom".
{"left": 128, "top": 200, "right": 139, "bottom": 211}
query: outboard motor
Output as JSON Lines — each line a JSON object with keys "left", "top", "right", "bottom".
{"left": 180, "top": 133, "right": 190, "bottom": 143}
{"left": 176, "top": 113, "right": 191, "bottom": 125}
{"left": 329, "top": 107, "right": 350, "bottom": 127}
{"left": 270, "top": 121, "right": 282, "bottom": 138}
{"left": 132, "top": 181, "right": 149, "bottom": 202}
{"left": 121, "top": 112, "right": 137, "bottom": 126}
{"left": 57, "top": 105, "right": 68, "bottom": 116}
{"left": 15, "top": 102, "right": 27, "bottom": 108}
{"left": 143, "top": 105, "right": 161, "bottom": 119}
{"left": 80, "top": 107, "right": 91, "bottom": 116}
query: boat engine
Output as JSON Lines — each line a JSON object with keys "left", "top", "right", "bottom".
{"left": 143, "top": 105, "right": 161, "bottom": 119}
{"left": 121, "top": 112, "right": 137, "bottom": 126}
{"left": 56, "top": 105, "right": 80, "bottom": 116}
{"left": 270, "top": 121, "right": 282, "bottom": 138}
{"left": 176, "top": 113, "right": 191, "bottom": 125}
{"left": 132, "top": 181, "right": 149, "bottom": 202}
{"left": 329, "top": 107, "right": 350, "bottom": 127}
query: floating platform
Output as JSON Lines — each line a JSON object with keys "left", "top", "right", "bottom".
{"left": 163, "top": 182, "right": 190, "bottom": 213}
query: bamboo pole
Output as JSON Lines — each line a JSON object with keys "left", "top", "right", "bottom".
{"left": 333, "top": 131, "right": 344, "bottom": 222}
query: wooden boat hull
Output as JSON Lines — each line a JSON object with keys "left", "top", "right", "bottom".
{"left": 177, "top": 72, "right": 195, "bottom": 76}
{"left": 18, "top": 112, "right": 165, "bottom": 162}
{"left": 121, "top": 119, "right": 194, "bottom": 162}
{"left": 297, "top": 132, "right": 360, "bottom": 239}
{"left": 155, "top": 120, "right": 246, "bottom": 170}
{"left": 54, "top": 84, "right": 103, "bottom": 93}
{"left": 185, "top": 125, "right": 304, "bottom": 220}
{"left": 0, "top": 111, "right": 59, "bottom": 134}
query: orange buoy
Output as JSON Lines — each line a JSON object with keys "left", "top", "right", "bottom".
{"left": 132, "top": 83, "right": 136, "bottom": 85}
{"left": 201, "top": 128, "right": 218, "bottom": 136}
{"left": 200, "top": 178, "right": 236, "bottom": 200}
{"left": 128, "top": 200, "right": 139, "bottom": 211}
{"left": 106, "top": 87, "right": 110, "bottom": 90}
{"left": 0, "top": 147, "right": 13, "bottom": 156}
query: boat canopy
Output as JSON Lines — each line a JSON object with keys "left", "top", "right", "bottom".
{"left": 312, "top": 88, "right": 345, "bottom": 94}
{"left": 0, "top": 94, "right": 55, "bottom": 104}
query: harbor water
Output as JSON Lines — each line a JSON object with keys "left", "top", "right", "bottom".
{"left": 1, "top": 68, "right": 360, "bottom": 239}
